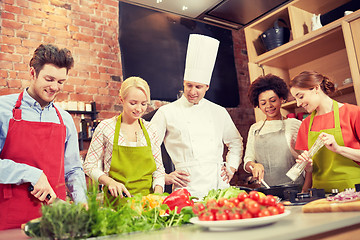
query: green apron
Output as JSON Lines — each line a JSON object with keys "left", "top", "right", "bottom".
{"left": 308, "top": 100, "right": 360, "bottom": 192}
{"left": 105, "top": 114, "right": 156, "bottom": 204}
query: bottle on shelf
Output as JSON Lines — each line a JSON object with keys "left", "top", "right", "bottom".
{"left": 80, "top": 114, "right": 87, "bottom": 139}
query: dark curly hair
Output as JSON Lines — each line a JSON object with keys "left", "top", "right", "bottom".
{"left": 29, "top": 44, "right": 74, "bottom": 77}
{"left": 248, "top": 74, "right": 289, "bottom": 107}
{"left": 289, "top": 71, "right": 335, "bottom": 96}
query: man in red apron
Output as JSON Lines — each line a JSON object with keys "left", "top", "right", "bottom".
{"left": 0, "top": 44, "right": 87, "bottom": 230}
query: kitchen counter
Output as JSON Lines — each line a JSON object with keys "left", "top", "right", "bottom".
{"left": 2, "top": 206, "right": 360, "bottom": 240}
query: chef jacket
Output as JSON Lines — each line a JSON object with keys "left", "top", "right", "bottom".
{"left": 0, "top": 90, "right": 87, "bottom": 203}
{"left": 151, "top": 95, "right": 243, "bottom": 197}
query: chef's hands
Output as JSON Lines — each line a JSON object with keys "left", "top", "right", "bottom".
{"left": 31, "top": 172, "right": 57, "bottom": 204}
{"left": 165, "top": 170, "right": 190, "bottom": 188}
{"left": 221, "top": 164, "right": 236, "bottom": 183}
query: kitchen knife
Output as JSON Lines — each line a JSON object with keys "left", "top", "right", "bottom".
{"left": 249, "top": 165, "right": 271, "bottom": 189}
{"left": 28, "top": 185, "right": 69, "bottom": 204}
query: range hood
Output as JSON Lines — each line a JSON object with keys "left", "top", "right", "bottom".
{"left": 119, "top": 0, "right": 292, "bottom": 29}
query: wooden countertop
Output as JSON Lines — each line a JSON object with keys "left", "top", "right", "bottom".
{"left": 2, "top": 206, "right": 360, "bottom": 240}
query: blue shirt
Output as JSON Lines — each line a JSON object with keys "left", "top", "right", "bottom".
{"left": 0, "top": 90, "right": 87, "bottom": 203}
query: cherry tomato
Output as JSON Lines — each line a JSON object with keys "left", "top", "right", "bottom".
{"left": 264, "top": 195, "right": 277, "bottom": 206}
{"left": 224, "top": 201, "right": 236, "bottom": 209}
{"left": 258, "top": 209, "right": 271, "bottom": 217}
{"left": 258, "top": 196, "right": 267, "bottom": 206}
{"left": 223, "top": 207, "right": 231, "bottom": 215}
{"left": 245, "top": 199, "right": 260, "bottom": 215}
{"left": 249, "top": 191, "right": 260, "bottom": 202}
{"left": 215, "top": 210, "right": 229, "bottom": 221}
{"left": 237, "top": 202, "right": 245, "bottom": 210}
{"left": 229, "top": 197, "right": 240, "bottom": 207}
{"left": 206, "top": 199, "right": 218, "bottom": 209}
{"left": 276, "top": 203, "right": 285, "bottom": 214}
{"left": 228, "top": 211, "right": 242, "bottom": 220}
{"left": 237, "top": 192, "right": 249, "bottom": 202}
{"left": 217, "top": 197, "right": 229, "bottom": 207}
{"left": 192, "top": 202, "right": 205, "bottom": 215}
{"left": 199, "top": 211, "right": 215, "bottom": 221}
{"left": 241, "top": 210, "right": 252, "bottom": 219}
{"left": 267, "top": 206, "right": 279, "bottom": 215}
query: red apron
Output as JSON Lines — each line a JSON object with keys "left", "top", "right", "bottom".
{"left": 0, "top": 91, "right": 66, "bottom": 230}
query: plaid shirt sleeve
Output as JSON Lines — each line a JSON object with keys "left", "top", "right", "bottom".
{"left": 143, "top": 120, "right": 165, "bottom": 190}
{"left": 83, "top": 117, "right": 116, "bottom": 181}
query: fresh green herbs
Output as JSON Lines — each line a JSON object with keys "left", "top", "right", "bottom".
{"left": 24, "top": 184, "right": 194, "bottom": 239}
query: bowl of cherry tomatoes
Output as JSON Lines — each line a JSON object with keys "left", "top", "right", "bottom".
{"left": 190, "top": 191, "right": 290, "bottom": 230}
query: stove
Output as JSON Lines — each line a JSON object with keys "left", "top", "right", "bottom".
{"left": 283, "top": 188, "right": 326, "bottom": 205}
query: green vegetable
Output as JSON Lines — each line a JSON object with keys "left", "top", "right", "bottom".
{"left": 23, "top": 217, "right": 41, "bottom": 237}
{"left": 203, "top": 186, "right": 245, "bottom": 202}
{"left": 23, "top": 183, "right": 194, "bottom": 239}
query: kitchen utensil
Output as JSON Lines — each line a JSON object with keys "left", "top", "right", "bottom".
{"left": 260, "top": 18, "right": 290, "bottom": 51}
{"left": 28, "top": 185, "right": 68, "bottom": 204}
{"left": 249, "top": 165, "right": 270, "bottom": 189}
{"left": 286, "top": 136, "right": 325, "bottom": 181}
{"left": 238, "top": 183, "right": 300, "bottom": 199}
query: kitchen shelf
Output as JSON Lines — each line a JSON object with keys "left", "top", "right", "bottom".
{"left": 244, "top": 0, "right": 360, "bottom": 121}
{"left": 67, "top": 102, "right": 98, "bottom": 150}
{"left": 282, "top": 84, "right": 355, "bottom": 110}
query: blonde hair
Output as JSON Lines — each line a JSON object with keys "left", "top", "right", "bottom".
{"left": 119, "top": 76, "right": 151, "bottom": 102}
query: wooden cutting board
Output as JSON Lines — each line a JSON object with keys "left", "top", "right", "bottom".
{"left": 302, "top": 198, "right": 360, "bottom": 213}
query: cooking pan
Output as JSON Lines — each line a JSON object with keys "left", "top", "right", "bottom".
{"left": 237, "top": 183, "right": 300, "bottom": 199}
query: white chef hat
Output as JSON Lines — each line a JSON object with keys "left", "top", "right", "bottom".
{"left": 183, "top": 34, "right": 220, "bottom": 85}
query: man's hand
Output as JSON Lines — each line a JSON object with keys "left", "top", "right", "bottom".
{"left": 165, "top": 170, "right": 190, "bottom": 188}
{"left": 221, "top": 164, "right": 236, "bottom": 183}
{"left": 31, "top": 173, "right": 57, "bottom": 204}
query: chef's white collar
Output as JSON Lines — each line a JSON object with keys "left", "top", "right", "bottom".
{"left": 180, "top": 94, "right": 205, "bottom": 107}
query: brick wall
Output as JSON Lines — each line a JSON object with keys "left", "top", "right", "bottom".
{"left": 0, "top": 0, "right": 255, "bottom": 182}
{"left": 0, "top": 0, "right": 123, "bottom": 130}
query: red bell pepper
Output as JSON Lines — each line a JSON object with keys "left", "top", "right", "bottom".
{"left": 163, "top": 189, "right": 195, "bottom": 214}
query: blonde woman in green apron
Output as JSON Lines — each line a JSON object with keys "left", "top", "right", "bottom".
{"left": 244, "top": 74, "right": 304, "bottom": 187}
{"left": 83, "top": 77, "right": 165, "bottom": 202}
{"left": 290, "top": 71, "right": 360, "bottom": 193}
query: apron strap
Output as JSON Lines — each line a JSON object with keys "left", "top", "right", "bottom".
{"left": 12, "top": 92, "right": 24, "bottom": 120}
{"left": 12, "top": 91, "right": 64, "bottom": 125}
{"left": 139, "top": 118, "right": 151, "bottom": 147}
{"left": 113, "top": 114, "right": 152, "bottom": 147}
{"left": 113, "top": 115, "right": 122, "bottom": 146}
{"left": 308, "top": 100, "right": 340, "bottom": 132}
{"left": 333, "top": 100, "right": 341, "bottom": 130}
{"left": 54, "top": 105, "right": 64, "bottom": 125}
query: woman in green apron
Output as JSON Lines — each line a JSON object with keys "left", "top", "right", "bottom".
{"left": 290, "top": 71, "right": 360, "bottom": 193}
{"left": 244, "top": 74, "right": 304, "bottom": 187}
{"left": 83, "top": 77, "right": 165, "bottom": 202}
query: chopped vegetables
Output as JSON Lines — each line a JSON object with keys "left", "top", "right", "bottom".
{"left": 327, "top": 189, "right": 360, "bottom": 202}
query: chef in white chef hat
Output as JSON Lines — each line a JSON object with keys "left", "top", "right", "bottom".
{"left": 150, "top": 33, "right": 243, "bottom": 199}
{"left": 184, "top": 34, "right": 219, "bottom": 86}
{"left": 181, "top": 34, "right": 220, "bottom": 105}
